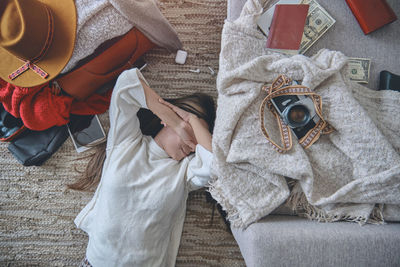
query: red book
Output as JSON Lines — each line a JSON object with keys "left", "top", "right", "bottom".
{"left": 345, "top": 0, "right": 397, "bottom": 34}
{"left": 266, "top": 4, "right": 309, "bottom": 53}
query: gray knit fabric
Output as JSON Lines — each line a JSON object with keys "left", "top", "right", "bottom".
{"left": 232, "top": 215, "right": 400, "bottom": 267}
{"left": 62, "top": 0, "right": 182, "bottom": 73}
{"left": 209, "top": 0, "right": 400, "bottom": 228}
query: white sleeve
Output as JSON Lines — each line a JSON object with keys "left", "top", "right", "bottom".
{"left": 107, "top": 68, "right": 150, "bottom": 146}
{"left": 186, "top": 145, "right": 213, "bottom": 191}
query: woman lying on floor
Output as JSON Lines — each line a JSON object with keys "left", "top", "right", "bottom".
{"left": 70, "top": 68, "right": 216, "bottom": 267}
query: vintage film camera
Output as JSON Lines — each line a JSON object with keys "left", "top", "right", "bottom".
{"left": 270, "top": 81, "right": 320, "bottom": 139}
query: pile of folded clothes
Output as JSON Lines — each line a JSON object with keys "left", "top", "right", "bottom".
{"left": 0, "top": 0, "right": 182, "bottom": 166}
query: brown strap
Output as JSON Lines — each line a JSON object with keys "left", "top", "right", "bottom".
{"left": 259, "top": 75, "right": 334, "bottom": 153}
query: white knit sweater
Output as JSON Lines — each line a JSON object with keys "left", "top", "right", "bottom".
{"left": 209, "top": 0, "right": 400, "bottom": 228}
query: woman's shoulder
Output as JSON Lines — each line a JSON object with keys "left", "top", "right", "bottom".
{"left": 106, "top": 134, "right": 144, "bottom": 152}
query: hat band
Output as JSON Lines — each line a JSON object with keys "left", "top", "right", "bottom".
{"left": 8, "top": 6, "right": 54, "bottom": 81}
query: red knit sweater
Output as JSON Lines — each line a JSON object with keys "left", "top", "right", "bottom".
{"left": 0, "top": 79, "right": 112, "bottom": 131}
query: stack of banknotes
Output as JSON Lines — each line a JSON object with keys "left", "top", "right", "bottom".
{"left": 259, "top": 0, "right": 371, "bottom": 83}
{"left": 300, "top": 0, "right": 370, "bottom": 83}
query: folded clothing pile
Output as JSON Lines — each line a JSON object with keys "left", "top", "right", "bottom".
{"left": 0, "top": 0, "right": 182, "bottom": 166}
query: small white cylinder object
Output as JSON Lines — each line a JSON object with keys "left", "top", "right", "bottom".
{"left": 175, "top": 50, "right": 188, "bottom": 64}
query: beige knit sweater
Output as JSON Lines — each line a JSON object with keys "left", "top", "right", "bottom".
{"left": 209, "top": 0, "right": 400, "bottom": 228}
{"left": 62, "top": 0, "right": 182, "bottom": 73}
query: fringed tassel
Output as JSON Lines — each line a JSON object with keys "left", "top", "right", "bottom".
{"left": 207, "top": 180, "right": 246, "bottom": 228}
{"left": 286, "top": 181, "right": 383, "bottom": 225}
{"left": 368, "top": 204, "right": 386, "bottom": 225}
{"left": 205, "top": 191, "right": 232, "bottom": 233}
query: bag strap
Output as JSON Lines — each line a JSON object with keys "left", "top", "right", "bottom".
{"left": 259, "top": 75, "right": 334, "bottom": 153}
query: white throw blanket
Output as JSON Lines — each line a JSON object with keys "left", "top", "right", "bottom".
{"left": 209, "top": 0, "right": 400, "bottom": 228}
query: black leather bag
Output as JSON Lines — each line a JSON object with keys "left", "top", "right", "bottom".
{"left": 8, "top": 115, "right": 93, "bottom": 166}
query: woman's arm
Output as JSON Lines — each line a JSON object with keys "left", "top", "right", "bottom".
{"left": 187, "top": 116, "right": 212, "bottom": 152}
{"left": 158, "top": 99, "right": 212, "bottom": 152}
{"left": 139, "top": 78, "right": 196, "bottom": 150}
{"left": 107, "top": 69, "right": 147, "bottom": 146}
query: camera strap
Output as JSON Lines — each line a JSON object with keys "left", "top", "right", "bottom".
{"left": 259, "top": 74, "right": 334, "bottom": 153}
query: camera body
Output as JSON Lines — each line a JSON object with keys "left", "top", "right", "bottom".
{"left": 269, "top": 81, "right": 319, "bottom": 139}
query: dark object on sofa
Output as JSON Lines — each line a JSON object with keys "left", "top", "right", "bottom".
{"left": 8, "top": 115, "right": 93, "bottom": 166}
{"left": 379, "top": 70, "right": 400, "bottom": 91}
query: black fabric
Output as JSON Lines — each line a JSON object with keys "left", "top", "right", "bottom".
{"left": 0, "top": 103, "right": 24, "bottom": 141}
{"left": 205, "top": 191, "right": 232, "bottom": 234}
{"left": 8, "top": 125, "right": 70, "bottom": 166}
{"left": 379, "top": 70, "right": 400, "bottom": 91}
{"left": 8, "top": 115, "right": 93, "bottom": 166}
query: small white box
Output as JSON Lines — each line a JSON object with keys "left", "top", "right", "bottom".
{"left": 175, "top": 50, "right": 188, "bottom": 64}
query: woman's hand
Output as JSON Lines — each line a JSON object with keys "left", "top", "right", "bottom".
{"left": 172, "top": 119, "right": 197, "bottom": 151}
{"left": 159, "top": 98, "right": 212, "bottom": 152}
{"left": 158, "top": 98, "right": 197, "bottom": 151}
{"left": 140, "top": 78, "right": 197, "bottom": 151}
{"left": 158, "top": 98, "right": 195, "bottom": 123}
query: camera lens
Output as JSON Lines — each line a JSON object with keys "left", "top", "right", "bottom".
{"left": 286, "top": 104, "right": 310, "bottom": 127}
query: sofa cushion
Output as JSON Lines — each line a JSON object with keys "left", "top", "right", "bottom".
{"left": 232, "top": 215, "right": 400, "bottom": 267}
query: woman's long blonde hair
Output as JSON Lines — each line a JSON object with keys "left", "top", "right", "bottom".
{"left": 68, "top": 93, "right": 215, "bottom": 191}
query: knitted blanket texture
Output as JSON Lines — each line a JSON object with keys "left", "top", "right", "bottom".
{"left": 62, "top": 0, "right": 182, "bottom": 73}
{"left": 209, "top": 0, "right": 400, "bottom": 228}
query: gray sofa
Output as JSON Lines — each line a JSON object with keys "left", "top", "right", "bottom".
{"left": 226, "top": 1, "right": 400, "bottom": 266}
{"left": 233, "top": 215, "right": 400, "bottom": 267}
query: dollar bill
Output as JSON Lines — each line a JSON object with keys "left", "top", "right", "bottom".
{"left": 348, "top": 58, "right": 371, "bottom": 83}
{"left": 299, "top": 0, "right": 336, "bottom": 54}
{"left": 301, "top": 0, "right": 318, "bottom": 10}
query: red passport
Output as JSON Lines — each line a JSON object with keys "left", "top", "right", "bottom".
{"left": 266, "top": 4, "right": 309, "bottom": 54}
{"left": 345, "top": 0, "right": 397, "bottom": 34}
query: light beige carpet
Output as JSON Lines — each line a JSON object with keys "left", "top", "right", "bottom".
{"left": 0, "top": 0, "right": 245, "bottom": 266}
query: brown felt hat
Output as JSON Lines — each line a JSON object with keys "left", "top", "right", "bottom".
{"left": 0, "top": 0, "right": 77, "bottom": 87}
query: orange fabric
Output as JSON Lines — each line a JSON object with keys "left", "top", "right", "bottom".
{"left": 57, "top": 27, "right": 155, "bottom": 101}
{"left": 0, "top": 27, "right": 155, "bottom": 131}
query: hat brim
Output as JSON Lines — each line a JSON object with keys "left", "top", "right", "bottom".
{"left": 0, "top": 0, "right": 77, "bottom": 87}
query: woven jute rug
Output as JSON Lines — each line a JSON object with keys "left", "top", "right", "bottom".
{"left": 0, "top": 0, "right": 245, "bottom": 266}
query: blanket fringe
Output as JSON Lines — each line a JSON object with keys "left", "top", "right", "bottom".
{"left": 369, "top": 204, "right": 385, "bottom": 225}
{"left": 207, "top": 181, "right": 246, "bottom": 228}
{"left": 286, "top": 185, "right": 385, "bottom": 225}
{"left": 209, "top": 177, "right": 386, "bottom": 228}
